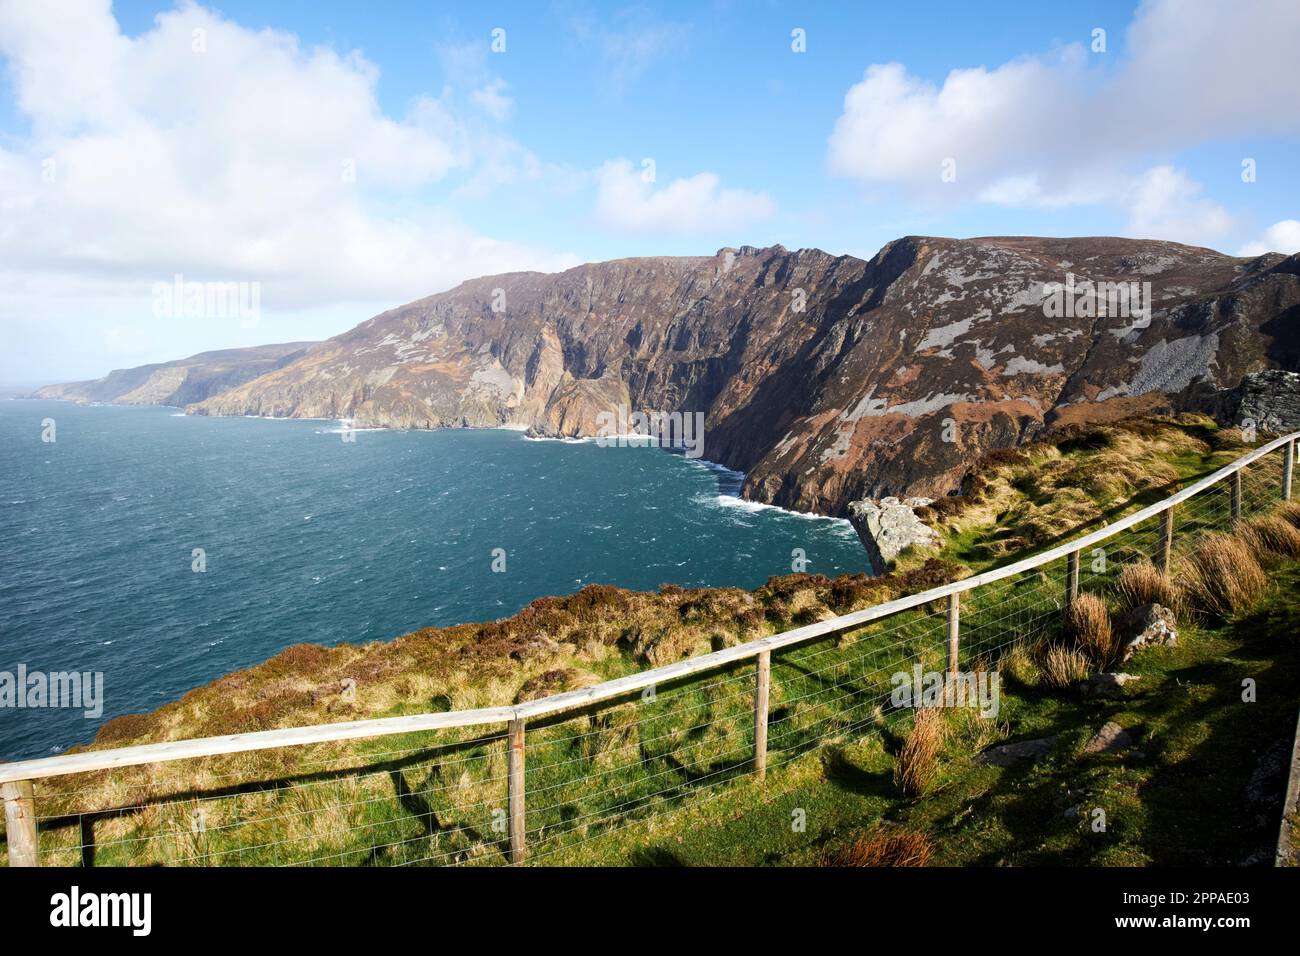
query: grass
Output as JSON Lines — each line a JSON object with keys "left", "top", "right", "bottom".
{"left": 1038, "top": 643, "right": 1092, "bottom": 690}
{"left": 1112, "top": 561, "right": 1180, "bottom": 616}
{"left": 1175, "top": 533, "right": 1269, "bottom": 621}
{"left": 1065, "top": 593, "right": 1118, "bottom": 669}
{"left": 893, "top": 707, "right": 947, "bottom": 797}
{"left": 1237, "top": 514, "right": 1300, "bottom": 559}
{"left": 536, "top": 561, "right": 1300, "bottom": 867}
{"left": 4, "top": 413, "right": 1297, "bottom": 867}
{"left": 820, "top": 827, "right": 933, "bottom": 866}
{"left": 905, "top": 413, "right": 1279, "bottom": 575}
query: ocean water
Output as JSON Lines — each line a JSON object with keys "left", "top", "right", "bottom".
{"left": 0, "top": 400, "right": 867, "bottom": 759}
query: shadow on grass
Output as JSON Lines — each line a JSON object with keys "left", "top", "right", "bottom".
{"left": 28, "top": 729, "right": 506, "bottom": 867}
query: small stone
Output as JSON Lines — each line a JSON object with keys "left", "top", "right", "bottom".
{"left": 1085, "top": 720, "right": 1133, "bottom": 754}
{"left": 1081, "top": 672, "right": 1141, "bottom": 699}
{"left": 975, "top": 735, "right": 1060, "bottom": 766}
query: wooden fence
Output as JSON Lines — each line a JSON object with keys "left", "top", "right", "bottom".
{"left": 2, "top": 430, "right": 1297, "bottom": 866}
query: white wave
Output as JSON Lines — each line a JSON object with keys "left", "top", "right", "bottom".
{"left": 522, "top": 433, "right": 592, "bottom": 444}
{"left": 697, "top": 491, "right": 856, "bottom": 530}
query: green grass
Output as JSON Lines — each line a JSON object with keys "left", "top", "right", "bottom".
{"left": 532, "top": 563, "right": 1300, "bottom": 866}
{"left": 6, "top": 414, "right": 1297, "bottom": 867}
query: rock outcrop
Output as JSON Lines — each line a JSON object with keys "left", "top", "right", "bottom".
{"left": 166, "top": 238, "right": 1298, "bottom": 513}
{"left": 1213, "top": 368, "right": 1300, "bottom": 433}
{"left": 34, "top": 342, "right": 315, "bottom": 408}
{"left": 1115, "top": 603, "right": 1178, "bottom": 661}
{"left": 846, "top": 496, "right": 940, "bottom": 574}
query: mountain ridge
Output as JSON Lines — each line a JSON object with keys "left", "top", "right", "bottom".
{"left": 33, "top": 341, "right": 317, "bottom": 409}
{"left": 40, "top": 236, "right": 1300, "bottom": 516}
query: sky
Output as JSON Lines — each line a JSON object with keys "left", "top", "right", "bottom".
{"left": 1, "top": 0, "right": 1297, "bottom": 384}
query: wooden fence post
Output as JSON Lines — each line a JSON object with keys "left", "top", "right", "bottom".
{"left": 507, "top": 719, "right": 526, "bottom": 865}
{"left": 946, "top": 594, "right": 959, "bottom": 676}
{"left": 754, "top": 650, "right": 771, "bottom": 783}
{"left": 1066, "top": 550, "right": 1080, "bottom": 608}
{"left": 1232, "top": 470, "right": 1243, "bottom": 523}
{"left": 1285, "top": 440, "right": 1295, "bottom": 501}
{"left": 1159, "top": 506, "right": 1174, "bottom": 575}
{"left": 2, "top": 779, "right": 39, "bottom": 867}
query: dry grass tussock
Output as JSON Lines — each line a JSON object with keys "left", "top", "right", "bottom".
{"left": 1236, "top": 515, "right": 1300, "bottom": 560}
{"left": 1037, "top": 643, "right": 1091, "bottom": 689}
{"left": 1065, "top": 592, "right": 1118, "bottom": 669}
{"left": 893, "top": 706, "right": 947, "bottom": 797}
{"left": 1112, "top": 561, "right": 1181, "bottom": 615}
{"left": 1175, "top": 533, "right": 1268, "bottom": 621}
{"left": 820, "top": 827, "right": 934, "bottom": 867}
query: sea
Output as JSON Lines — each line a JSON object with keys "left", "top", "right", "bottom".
{"left": 0, "top": 399, "right": 867, "bottom": 760}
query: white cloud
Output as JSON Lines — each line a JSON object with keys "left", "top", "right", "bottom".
{"left": 570, "top": 10, "right": 688, "bottom": 93}
{"left": 1238, "top": 220, "right": 1300, "bottom": 257}
{"left": 826, "top": 0, "right": 1300, "bottom": 244}
{"left": 829, "top": 56, "right": 1087, "bottom": 191}
{"left": 0, "top": 0, "right": 577, "bottom": 380}
{"left": 1123, "top": 166, "right": 1233, "bottom": 244}
{"left": 470, "top": 79, "right": 514, "bottom": 121}
{"left": 593, "top": 159, "right": 774, "bottom": 234}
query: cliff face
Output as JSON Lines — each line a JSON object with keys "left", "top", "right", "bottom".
{"left": 35, "top": 342, "right": 316, "bottom": 408}
{"left": 187, "top": 238, "right": 1300, "bottom": 514}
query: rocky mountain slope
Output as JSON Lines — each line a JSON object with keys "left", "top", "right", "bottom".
{"left": 188, "top": 237, "right": 1300, "bottom": 514}
{"left": 35, "top": 342, "right": 316, "bottom": 408}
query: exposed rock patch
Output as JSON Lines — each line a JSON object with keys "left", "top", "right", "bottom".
{"left": 846, "top": 496, "right": 939, "bottom": 574}
{"left": 1214, "top": 369, "right": 1300, "bottom": 433}
{"left": 1084, "top": 721, "right": 1135, "bottom": 754}
{"left": 1115, "top": 603, "right": 1178, "bottom": 662}
{"left": 975, "top": 735, "right": 1059, "bottom": 766}
{"left": 1081, "top": 672, "right": 1142, "bottom": 699}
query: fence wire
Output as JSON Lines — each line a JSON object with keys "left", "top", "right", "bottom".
{"left": 3, "top": 440, "right": 1296, "bottom": 866}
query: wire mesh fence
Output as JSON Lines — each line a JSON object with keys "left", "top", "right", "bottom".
{"left": 3, "top": 436, "right": 1297, "bottom": 867}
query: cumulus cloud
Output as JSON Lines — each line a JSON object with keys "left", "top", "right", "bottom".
{"left": 829, "top": 55, "right": 1088, "bottom": 190}
{"left": 826, "top": 0, "right": 1300, "bottom": 245}
{"left": 1123, "top": 166, "right": 1233, "bottom": 244}
{"left": 0, "top": 0, "right": 576, "bottom": 379}
{"left": 593, "top": 159, "right": 774, "bottom": 234}
{"left": 1238, "top": 220, "right": 1300, "bottom": 257}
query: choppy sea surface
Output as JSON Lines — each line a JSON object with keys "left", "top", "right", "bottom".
{"left": 0, "top": 400, "right": 866, "bottom": 759}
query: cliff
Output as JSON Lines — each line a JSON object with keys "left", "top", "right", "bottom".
{"left": 186, "top": 238, "right": 1300, "bottom": 514}
{"left": 34, "top": 342, "right": 316, "bottom": 408}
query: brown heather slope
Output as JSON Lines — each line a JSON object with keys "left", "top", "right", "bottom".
{"left": 188, "top": 237, "right": 1300, "bottom": 514}
{"left": 87, "top": 562, "right": 966, "bottom": 756}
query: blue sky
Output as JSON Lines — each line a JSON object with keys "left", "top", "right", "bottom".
{"left": 1, "top": 0, "right": 1297, "bottom": 382}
